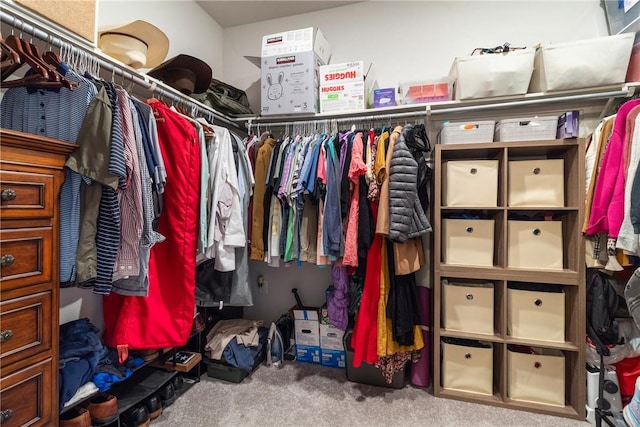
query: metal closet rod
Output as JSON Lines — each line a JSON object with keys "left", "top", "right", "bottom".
{"left": 0, "top": 9, "right": 242, "bottom": 130}
{"left": 248, "top": 110, "right": 426, "bottom": 128}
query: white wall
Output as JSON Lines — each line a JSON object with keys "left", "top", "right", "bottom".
{"left": 97, "top": 0, "right": 224, "bottom": 78}
{"left": 223, "top": 0, "right": 609, "bottom": 112}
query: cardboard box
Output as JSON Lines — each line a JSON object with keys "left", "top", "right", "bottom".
{"left": 319, "top": 81, "right": 365, "bottom": 113}
{"left": 294, "top": 308, "right": 321, "bottom": 363}
{"left": 320, "top": 61, "right": 364, "bottom": 84}
{"left": 557, "top": 111, "right": 579, "bottom": 139}
{"left": 320, "top": 323, "right": 346, "bottom": 368}
{"left": 260, "top": 27, "right": 331, "bottom": 115}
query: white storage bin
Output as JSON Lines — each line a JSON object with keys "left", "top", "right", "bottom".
{"left": 507, "top": 220, "right": 563, "bottom": 270}
{"left": 450, "top": 48, "right": 535, "bottom": 99}
{"left": 443, "top": 219, "right": 495, "bottom": 267}
{"left": 495, "top": 116, "right": 559, "bottom": 142}
{"left": 440, "top": 121, "right": 496, "bottom": 144}
{"left": 507, "top": 287, "right": 565, "bottom": 342}
{"left": 529, "top": 33, "right": 635, "bottom": 92}
{"left": 442, "top": 340, "right": 493, "bottom": 396}
{"left": 508, "top": 159, "right": 564, "bottom": 207}
{"left": 442, "top": 160, "right": 499, "bottom": 207}
{"left": 508, "top": 348, "right": 565, "bottom": 407}
{"left": 443, "top": 280, "right": 494, "bottom": 335}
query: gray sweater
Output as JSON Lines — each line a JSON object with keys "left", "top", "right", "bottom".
{"left": 388, "top": 128, "right": 432, "bottom": 243}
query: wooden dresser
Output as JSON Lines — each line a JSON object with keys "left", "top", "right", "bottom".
{"left": 0, "top": 129, "right": 75, "bottom": 427}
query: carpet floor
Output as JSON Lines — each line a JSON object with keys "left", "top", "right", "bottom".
{"left": 153, "top": 362, "right": 589, "bottom": 427}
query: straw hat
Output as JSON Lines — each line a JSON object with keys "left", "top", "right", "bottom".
{"left": 147, "top": 54, "right": 212, "bottom": 95}
{"left": 98, "top": 20, "right": 169, "bottom": 69}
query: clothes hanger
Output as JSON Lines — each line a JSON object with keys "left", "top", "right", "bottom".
{"left": 0, "top": 33, "right": 20, "bottom": 67}
{"left": 5, "top": 34, "right": 48, "bottom": 79}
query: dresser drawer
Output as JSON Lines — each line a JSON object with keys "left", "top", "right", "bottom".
{"left": 0, "top": 228, "right": 53, "bottom": 292}
{"left": 0, "top": 171, "right": 55, "bottom": 219}
{"left": 0, "top": 291, "right": 52, "bottom": 367}
{"left": 0, "top": 358, "right": 54, "bottom": 427}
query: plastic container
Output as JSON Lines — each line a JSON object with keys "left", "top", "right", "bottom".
{"left": 204, "top": 351, "right": 265, "bottom": 383}
{"left": 440, "top": 120, "right": 495, "bottom": 144}
{"left": 495, "top": 116, "right": 558, "bottom": 142}
{"left": 401, "top": 78, "right": 453, "bottom": 104}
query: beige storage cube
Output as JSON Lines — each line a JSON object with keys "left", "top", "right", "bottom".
{"left": 508, "top": 159, "right": 564, "bottom": 207}
{"left": 443, "top": 280, "right": 494, "bottom": 335}
{"left": 442, "top": 160, "right": 499, "bottom": 207}
{"left": 507, "top": 288, "right": 565, "bottom": 342}
{"left": 507, "top": 220, "right": 563, "bottom": 270}
{"left": 508, "top": 348, "right": 565, "bottom": 407}
{"left": 443, "top": 219, "right": 495, "bottom": 267}
{"left": 442, "top": 341, "right": 493, "bottom": 395}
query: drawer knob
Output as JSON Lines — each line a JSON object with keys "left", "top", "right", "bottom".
{"left": 470, "top": 168, "right": 478, "bottom": 175}
{"left": 534, "top": 299, "right": 543, "bottom": 306}
{"left": 0, "top": 189, "right": 16, "bottom": 202}
{"left": 466, "top": 227, "right": 474, "bottom": 233}
{"left": 464, "top": 353, "right": 472, "bottom": 359}
{"left": 534, "top": 362, "right": 542, "bottom": 369}
{"left": 0, "top": 330, "right": 13, "bottom": 343}
{"left": 0, "top": 254, "right": 15, "bottom": 268}
{"left": 0, "top": 409, "right": 13, "bottom": 423}
{"left": 533, "top": 167, "right": 541, "bottom": 175}
{"left": 532, "top": 228, "right": 541, "bottom": 236}
{"left": 466, "top": 293, "right": 474, "bottom": 300}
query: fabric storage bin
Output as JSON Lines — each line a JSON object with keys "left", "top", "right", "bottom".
{"left": 442, "top": 279, "right": 494, "bottom": 335}
{"left": 507, "top": 286, "right": 565, "bottom": 342}
{"left": 440, "top": 121, "right": 495, "bottom": 144}
{"left": 450, "top": 48, "right": 535, "bottom": 99}
{"left": 344, "top": 330, "right": 408, "bottom": 388}
{"left": 507, "top": 220, "right": 563, "bottom": 270}
{"left": 507, "top": 347, "right": 565, "bottom": 407}
{"left": 495, "top": 116, "right": 558, "bottom": 142}
{"left": 442, "top": 160, "right": 498, "bottom": 207}
{"left": 508, "top": 159, "right": 564, "bottom": 207}
{"left": 442, "top": 218, "right": 495, "bottom": 267}
{"left": 529, "top": 33, "right": 634, "bottom": 92}
{"left": 442, "top": 339, "right": 493, "bottom": 395}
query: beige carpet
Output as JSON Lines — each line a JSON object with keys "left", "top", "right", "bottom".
{"left": 152, "top": 362, "right": 590, "bottom": 427}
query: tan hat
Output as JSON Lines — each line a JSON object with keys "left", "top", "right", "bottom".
{"left": 147, "top": 54, "right": 212, "bottom": 95}
{"left": 98, "top": 20, "right": 169, "bottom": 69}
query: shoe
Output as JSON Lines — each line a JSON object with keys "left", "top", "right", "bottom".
{"left": 191, "top": 313, "right": 205, "bottom": 336}
{"left": 137, "top": 349, "right": 159, "bottom": 362}
{"left": 171, "top": 374, "right": 184, "bottom": 392}
{"left": 81, "top": 393, "right": 118, "bottom": 426}
{"left": 158, "top": 381, "right": 177, "bottom": 407}
{"left": 624, "top": 377, "right": 640, "bottom": 427}
{"left": 121, "top": 404, "right": 150, "bottom": 427}
{"left": 143, "top": 394, "right": 163, "bottom": 420}
{"left": 59, "top": 407, "right": 91, "bottom": 427}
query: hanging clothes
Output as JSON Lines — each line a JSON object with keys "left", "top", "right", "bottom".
{"left": 103, "top": 99, "right": 200, "bottom": 352}
{"left": 343, "top": 132, "right": 367, "bottom": 267}
{"left": 250, "top": 137, "right": 276, "bottom": 261}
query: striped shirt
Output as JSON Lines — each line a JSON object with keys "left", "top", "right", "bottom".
{"left": 0, "top": 64, "right": 97, "bottom": 283}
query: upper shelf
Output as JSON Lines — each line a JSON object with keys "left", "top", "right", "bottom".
{"left": 241, "top": 82, "right": 639, "bottom": 124}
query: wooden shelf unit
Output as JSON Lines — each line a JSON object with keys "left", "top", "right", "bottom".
{"left": 433, "top": 138, "right": 586, "bottom": 420}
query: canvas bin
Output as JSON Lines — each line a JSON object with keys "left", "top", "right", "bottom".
{"left": 442, "top": 160, "right": 499, "bottom": 207}
{"left": 442, "top": 219, "right": 495, "bottom": 267}
{"left": 507, "top": 287, "right": 565, "bottom": 342}
{"left": 507, "top": 347, "right": 565, "bottom": 407}
{"left": 449, "top": 48, "right": 535, "bottom": 99}
{"left": 442, "top": 340, "right": 493, "bottom": 395}
{"left": 507, "top": 220, "right": 563, "bottom": 270}
{"left": 508, "top": 159, "right": 564, "bottom": 207}
{"left": 529, "top": 33, "right": 634, "bottom": 92}
{"left": 442, "top": 280, "right": 494, "bottom": 335}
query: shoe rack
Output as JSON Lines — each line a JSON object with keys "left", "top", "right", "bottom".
{"left": 432, "top": 138, "right": 586, "bottom": 420}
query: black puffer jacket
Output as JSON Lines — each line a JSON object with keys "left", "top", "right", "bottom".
{"left": 388, "top": 125, "right": 431, "bottom": 243}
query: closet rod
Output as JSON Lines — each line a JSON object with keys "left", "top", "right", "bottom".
{"left": 247, "top": 110, "right": 426, "bottom": 129}
{"left": 0, "top": 8, "right": 243, "bottom": 131}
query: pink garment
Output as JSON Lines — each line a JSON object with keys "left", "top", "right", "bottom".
{"left": 586, "top": 99, "right": 640, "bottom": 237}
{"left": 343, "top": 133, "right": 367, "bottom": 267}
{"left": 316, "top": 145, "right": 330, "bottom": 266}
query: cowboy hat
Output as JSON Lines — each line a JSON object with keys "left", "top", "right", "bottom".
{"left": 98, "top": 20, "right": 169, "bottom": 69}
{"left": 147, "top": 54, "right": 212, "bottom": 95}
